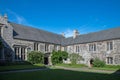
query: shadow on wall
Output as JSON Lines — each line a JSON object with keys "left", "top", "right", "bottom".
{"left": 0, "top": 37, "right": 14, "bottom": 66}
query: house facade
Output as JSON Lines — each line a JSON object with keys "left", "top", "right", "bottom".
{"left": 0, "top": 14, "right": 120, "bottom": 66}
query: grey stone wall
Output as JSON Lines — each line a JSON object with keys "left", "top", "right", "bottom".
{"left": 0, "top": 15, "right": 14, "bottom": 61}
{"left": 65, "top": 39, "right": 120, "bottom": 65}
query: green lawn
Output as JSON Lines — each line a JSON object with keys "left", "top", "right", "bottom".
{"left": 56, "top": 64, "right": 120, "bottom": 71}
{"left": 92, "top": 65, "right": 120, "bottom": 71}
{"left": 56, "top": 63, "right": 87, "bottom": 68}
{"left": 0, "top": 69, "right": 120, "bottom": 80}
{"left": 0, "top": 64, "right": 46, "bottom": 72}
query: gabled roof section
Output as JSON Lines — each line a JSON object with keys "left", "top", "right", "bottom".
{"left": 62, "top": 27, "right": 120, "bottom": 46}
{"left": 10, "top": 22, "right": 120, "bottom": 46}
{"left": 10, "top": 22, "right": 64, "bottom": 44}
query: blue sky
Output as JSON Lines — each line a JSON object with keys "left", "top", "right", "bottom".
{"left": 0, "top": 0, "right": 120, "bottom": 37}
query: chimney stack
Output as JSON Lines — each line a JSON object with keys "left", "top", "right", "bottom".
{"left": 73, "top": 30, "right": 79, "bottom": 38}
{"left": 4, "top": 13, "right": 8, "bottom": 21}
{"left": 61, "top": 32, "right": 65, "bottom": 37}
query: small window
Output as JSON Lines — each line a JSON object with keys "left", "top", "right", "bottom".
{"left": 34, "top": 43, "right": 39, "bottom": 51}
{"left": 107, "top": 57, "right": 113, "bottom": 64}
{"left": 107, "top": 42, "right": 113, "bottom": 51}
{"left": 89, "top": 44, "right": 96, "bottom": 51}
{"left": 76, "top": 46, "right": 80, "bottom": 53}
{"left": 45, "top": 44, "right": 49, "bottom": 51}
{"left": 14, "top": 47, "right": 20, "bottom": 60}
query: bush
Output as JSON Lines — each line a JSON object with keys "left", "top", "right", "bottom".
{"left": 69, "top": 53, "right": 83, "bottom": 64}
{"left": 27, "top": 51, "right": 44, "bottom": 64}
{"left": 51, "top": 50, "right": 68, "bottom": 65}
{"left": 93, "top": 58, "right": 105, "bottom": 67}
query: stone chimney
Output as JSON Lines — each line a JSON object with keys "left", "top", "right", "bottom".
{"left": 61, "top": 32, "right": 65, "bottom": 37}
{"left": 4, "top": 13, "right": 8, "bottom": 21}
{"left": 73, "top": 30, "right": 79, "bottom": 38}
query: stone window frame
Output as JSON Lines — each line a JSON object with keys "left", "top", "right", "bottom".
{"left": 64, "top": 46, "right": 67, "bottom": 51}
{"left": 106, "top": 41, "right": 113, "bottom": 51}
{"left": 34, "top": 42, "right": 39, "bottom": 51}
{"left": 14, "top": 45, "right": 26, "bottom": 61}
{"left": 75, "top": 45, "right": 80, "bottom": 53}
{"left": 89, "top": 43, "right": 97, "bottom": 52}
{"left": 54, "top": 45, "right": 57, "bottom": 51}
{"left": 45, "top": 43, "right": 49, "bottom": 52}
{"left": 106, "top": 57, "right": 113, "bottom": 64}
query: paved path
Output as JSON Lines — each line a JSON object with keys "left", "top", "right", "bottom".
{"left": 54, "top": 66, "right": 117, "bottom": 74}
{"left": 0, "top": 68, "right": 49, "bottom": 74}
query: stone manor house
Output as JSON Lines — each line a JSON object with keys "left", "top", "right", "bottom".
{"left": 0, "top": 14, "right": 120, "bottom": 66}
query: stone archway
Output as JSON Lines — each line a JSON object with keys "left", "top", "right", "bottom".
{"left": 90, "top": 59, "right": 94, "bottom": 67}
{"left": 44, "top": 53, "right": 51, "bottom": 65}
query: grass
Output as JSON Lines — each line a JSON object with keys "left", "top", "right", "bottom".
{"left": 0, "top": 64, "right": 46, "bottom": 72}
{"left": 56, "top": 64, "right": 120, "bottom": 71}
{"left": 0, "top": 69, "right": 120, "bottom": 80}
{"left": 93, "top": 65, "right": 120, "bottom": 71}
{"left": 56, "top": 63, "right": 87, "bottom": 68}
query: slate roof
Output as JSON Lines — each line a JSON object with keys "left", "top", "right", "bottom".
{"left": 10, "top": 22, "right": 120, "bottom": 46}
{"left": 10, "top": 22, "right": 64, "bottom": 45}
{"left": 62, "top": 27, "right": 120, "bottom": 46}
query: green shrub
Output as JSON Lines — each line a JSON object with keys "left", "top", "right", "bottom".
{"left": 51, "top": 50, "right": 68, "bottom": 65}
{"left": 93, "top": 58, "right": 105, "bottom": 67}
{"left": 69, "top": 53, "right": 83, "bottom": 64}
{"left": 27, "top": 51, "right": 44, "bottom": 64}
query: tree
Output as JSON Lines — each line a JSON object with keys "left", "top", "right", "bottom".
{"left": 69, "top": 53, "right": 83, "bottom": 64}
{"left": 27, "top": 51, "right": 44, "bottom": 64}
{"left": 51, "top": 50, "right": 68, "bottom": 65}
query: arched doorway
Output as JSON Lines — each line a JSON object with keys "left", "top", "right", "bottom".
{"left": 44, "top": 53, "right": 50, "bottom": 65}
{"left": 90, "top": 59, "right": 94, "bottom": 67}
{"left": 44, "top": 57, "right": 48, "bottom": 65}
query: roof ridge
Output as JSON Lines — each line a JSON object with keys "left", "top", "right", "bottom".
{"left": 66, "top": 26, "right": 120, "bottom": 39}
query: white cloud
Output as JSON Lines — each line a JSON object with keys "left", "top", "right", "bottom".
{"left": 6, "top": 9, "right": 28, "bottom": 24}
{"left": 64, "top": 28, "right": 73, "bottom": 37}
